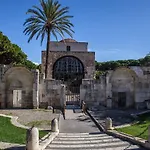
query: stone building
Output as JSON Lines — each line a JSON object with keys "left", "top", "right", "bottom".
{"left": 81, "top": 66, "right": 150, "bottom": 109}
{"left": 0, "top": 65, "right": 36, "bottom": 108}
{"left": 1, "top": 39, "right": 150, "bottom": 110}
{"left": 0, "top": 39, "right": 95, "bottom": 109}
{"left": 41, "top": 39, "right": 95, "bottom": 80}
{"left": 41, "top": 38, "right": 95, "bottom": 106}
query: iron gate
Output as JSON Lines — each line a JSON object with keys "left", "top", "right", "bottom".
{"left": 52, "top": 56, "right": 84, "bottom": 105}
{"left": 65, "top": 84, "right": 80, "bottom": 105}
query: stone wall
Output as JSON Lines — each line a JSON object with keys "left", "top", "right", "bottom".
{"left": 39, "top": 79, "right": 65, "bottom": 109}
{"left": 81, "top": 66, "right": 150, "bottom": 110}
{"left": 0, "top": 66, "right": 37, "bottom": 109}
{"left": 80, "top": 78, "right": 106, "bottom": 108}
{"left": 42, "top": 51, "right": 95, "bottom": 79}
{"left": 48, "top": 41, "right": 88, "bottom": 52}
{"left": 1, "top": 67, "right": 34, "bottom": 108}
{"left": 0, "top": 65, "right": 65, "bottom": 109}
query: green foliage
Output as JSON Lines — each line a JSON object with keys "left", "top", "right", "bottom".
{"left": 116, "top": 112, "right": 150, "bottom": 140}
{"left": 23, "top": 0, "right": 74, "bottom": 78}
{"left": 0, "top": 31, "right": 38, "bottom": 70}
{"left": 23, "top": 0, "right": 74, "bottom": 44}
{"left": 95, "top": 56, "right": 149, "bottom": 72}
{"left": 0, "top": 116, "right": 48, "bottom": 144}
{"left": 94, "top": 71, "right": 105, "bottom": 79}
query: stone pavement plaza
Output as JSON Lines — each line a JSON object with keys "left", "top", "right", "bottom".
{"left": 46, "top": 106, "right": 147, "bottom": 150}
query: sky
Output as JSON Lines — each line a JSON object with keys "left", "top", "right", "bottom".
{"left": 1, "top": 0, "right": 150, "bottom": 64}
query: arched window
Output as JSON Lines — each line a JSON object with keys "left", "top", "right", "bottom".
{"left": 53, "top": 56, "right": 84, "bottom": 84}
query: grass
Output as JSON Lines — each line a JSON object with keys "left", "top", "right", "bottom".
{"left": 0, "top": 116, "right": 48, "bottom": 144}
{"left": 26, "top": 120, "right": 51, "bottom": 127}
{"left": 116, "top": 112, "right": 150, "bottom": 140}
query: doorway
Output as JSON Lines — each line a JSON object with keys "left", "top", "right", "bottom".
{"left": 13, "top": 90, "right": 22, "bottom": 108}
{"left": 118, "top": 92, "right": 126, "bottom": 108}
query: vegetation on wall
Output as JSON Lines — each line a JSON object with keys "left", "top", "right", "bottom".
{"left": 0, "top": 31, "right": 38, "bottom": 70}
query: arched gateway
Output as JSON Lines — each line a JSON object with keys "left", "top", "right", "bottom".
{"left": 41, "top": 38, "right": 95, "bottom": 106}
{"left": 53, "top": 56, "right": 84, "bottom": 105}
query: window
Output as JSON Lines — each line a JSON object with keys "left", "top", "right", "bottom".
{"left": 66, "top": 46, "right": 71, "bottom": 51}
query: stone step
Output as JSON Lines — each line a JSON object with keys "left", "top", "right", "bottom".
{"left": 52, "top": 138, "right": 122, "bottom": 144}
{"left": 58, "top": 133, "right": 108, "bottom": 138}
{"left": 45, "top": 133, "right": 143, "bottom": 150}
{"left": 46, "top": 141, "right": 138, "bottom": 149}
{"left": 55, "top": 136, "right": 115, "bottom": 141}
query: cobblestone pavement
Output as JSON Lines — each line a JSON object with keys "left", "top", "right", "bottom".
{"left": 0, "top": 109, "right": 60, "bottom": 129}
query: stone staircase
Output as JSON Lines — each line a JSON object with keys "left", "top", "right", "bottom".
{"left": 45, "top": 132, "right": 145, "bottom": 150}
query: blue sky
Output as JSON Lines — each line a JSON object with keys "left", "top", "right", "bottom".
{"left": 0, "top": 0, "right": 150, "bottom": 64}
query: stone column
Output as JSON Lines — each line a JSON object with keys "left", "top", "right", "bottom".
{"left": 60, "top": 84, "right": 66, "bottom": 109}
{"left": 105, "top": 72, "right": 112, "bottom": 107}
{"left": 33, "top": 69, "right": 39, "bottom": 109}
{"left": 26, "top": 127, "right": 39, "bottom": 150}
{"left": 0, "top": 82, "right": 6, "bottom": 108}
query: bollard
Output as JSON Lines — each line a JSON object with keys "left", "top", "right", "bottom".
{"left": 51, "top": 118, "right": 59, "bottom": 132}
{"left": 105, "top": 117, "right": 113, "bottom": 130}
{"left": 26, "top": 126, "right": 39, "bottom": 150}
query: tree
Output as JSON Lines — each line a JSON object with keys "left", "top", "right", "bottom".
{"left": 0, "top": 32, "right": 27, "bottom": 64}
{"left": 0, "top": 31, "right": 38, "bottom": 70}
{"left": 23, "top": 0, "right": 74, "bottom": 78}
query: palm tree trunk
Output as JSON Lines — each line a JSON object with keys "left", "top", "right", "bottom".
{"left": 45, "top": 28, "right": 50, "bottom": 78}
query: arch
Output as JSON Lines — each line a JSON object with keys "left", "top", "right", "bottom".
{"left": 4, "top": 67, "right": 33, "bottom": 82}
{"left": 3, "top": 67, "right": 34, "bottom": 108}
{"left": 110, "top": 67, "right": 138, "bottom": 83}
{"left": 110, "top": 67, "right": 138, "bottom": 108}
{"left": 52, "top": 56, "right": 84, "bottom": 83}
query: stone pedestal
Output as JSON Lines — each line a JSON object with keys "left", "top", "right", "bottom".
{"left": 26, "top": 127, "right": 39, "bottom": 150}
{"left": 51, "top": 118, "right": 59, "bottom": 132}
{"left": 105, "top": 117, "right": 113, "bottom": 130}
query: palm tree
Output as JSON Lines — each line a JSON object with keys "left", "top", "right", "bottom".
{"left": 23, "top": 0, "right": 74, "bottom": 78}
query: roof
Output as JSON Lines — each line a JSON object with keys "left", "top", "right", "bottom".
{"left": 59, "top": 38, "right": 77, "bottom": 43}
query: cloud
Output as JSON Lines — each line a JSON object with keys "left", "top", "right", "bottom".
{"left": 33, "top": 62, "right": 39, "bottom": 65}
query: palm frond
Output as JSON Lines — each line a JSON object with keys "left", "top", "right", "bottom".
{"left": 23, "top": 0, "right": 74, "bottom": 45}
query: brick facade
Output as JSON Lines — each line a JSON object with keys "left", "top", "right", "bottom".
{"left": 42, "top": 51, "right": 95, "bottom": 79}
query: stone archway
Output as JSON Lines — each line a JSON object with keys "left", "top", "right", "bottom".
{"left": 110, "top": 67, "right": 138, "bottom": 108}
{"left": 4, "top": 67, "right": 33, "bottom": 108}
{"left": 53, "top": 56, "right": 84, "bottom": 105}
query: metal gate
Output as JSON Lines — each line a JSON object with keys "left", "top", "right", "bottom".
{"left": 53, "top": 56, "right": 84, "bottom": 105}
{"left": 65, "top": 85, "right": 80, "bottom": 105}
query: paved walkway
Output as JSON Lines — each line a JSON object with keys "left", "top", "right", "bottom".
{"left": 59, "top": 106, "right": 99, "bottom": 133}
{"left": 46, "top": 106, "right": 147, "bottom": 150}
